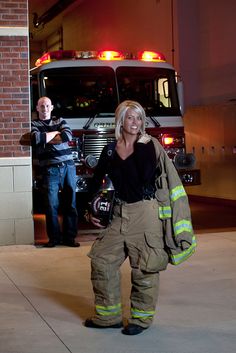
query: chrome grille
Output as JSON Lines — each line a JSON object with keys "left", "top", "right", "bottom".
{"left": 83, "top": 134, "right": 115, "bottom": 159}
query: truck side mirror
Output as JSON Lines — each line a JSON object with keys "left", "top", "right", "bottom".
{"left": 177, "top": 80, "right": 184, "bottom": 116}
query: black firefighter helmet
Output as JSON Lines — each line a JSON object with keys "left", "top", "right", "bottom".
{"left": 91, "top": 174, "right": 115, "bottom": 227}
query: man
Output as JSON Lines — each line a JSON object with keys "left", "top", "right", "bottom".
{"left": 31, "top": 96, "right": 79, "bottom": 248}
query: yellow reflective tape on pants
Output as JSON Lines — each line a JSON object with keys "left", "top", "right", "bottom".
{"left": 96, "top": 303, "right": 122, "bottom": 316}
{"left": 131, "top": 308, "right": 155, "bottom": 319}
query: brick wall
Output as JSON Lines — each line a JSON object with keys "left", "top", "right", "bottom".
{"left": 0, "top": 0, "right": 30, "bottom": 158}
{"left": 0, "top": 0, "right": 27, "bottom": 26}
{"left": 0, "top": 0, "right": 34, "bottom": 245}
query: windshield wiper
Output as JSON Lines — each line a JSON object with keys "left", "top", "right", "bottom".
{"left": 83, "top": 114, "right": 97, "bottom": 130}
{"left": 148, "top": 115, "right": 160, "bottom": 127}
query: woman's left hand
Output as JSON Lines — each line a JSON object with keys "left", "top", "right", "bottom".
{"left": 137, "top": 133, "right": 152, "bottom": 144}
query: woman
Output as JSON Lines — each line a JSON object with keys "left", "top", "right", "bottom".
{"left": 84, "top": 100, "right": 169, "bottom": 335}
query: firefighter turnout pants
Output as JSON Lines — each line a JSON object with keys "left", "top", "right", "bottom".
{"left": 88, "top": 198, "right": 169, "bottom": 328}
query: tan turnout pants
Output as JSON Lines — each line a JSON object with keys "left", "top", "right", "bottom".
{"left": 88, "top": 198, "right": 168, "bottom": 328}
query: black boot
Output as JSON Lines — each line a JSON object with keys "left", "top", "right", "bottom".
{"left": 122, "top": 323, "right": 147, "bottom": 335}
{"left": 84, "top": 318, "right": 123, "bottom": 329}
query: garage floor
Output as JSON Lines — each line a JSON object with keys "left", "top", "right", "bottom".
{"left": 0, "top": 230, "right": 236, "bottom": 353}
{"left": 0, "top": 199, "right": 236, "bottom": 353}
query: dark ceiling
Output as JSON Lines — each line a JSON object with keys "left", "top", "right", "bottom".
{"left": 28, "top": 0, "right": 82, "bottom": 42}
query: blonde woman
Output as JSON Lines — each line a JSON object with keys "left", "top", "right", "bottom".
{"left": 85, "top": 100, "right": 168, "bottom": 335}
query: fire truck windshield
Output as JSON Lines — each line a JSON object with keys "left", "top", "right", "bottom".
{"left": 37, "top": 66, "right": 180, "bottom": 118}
{"left": 117, "top": 67, "right": 180, "bottom": 116}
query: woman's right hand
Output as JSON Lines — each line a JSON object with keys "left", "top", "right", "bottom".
{"left": 90, "top": 214, "right": 106, "bottom": 228}
{"left": 85, "top": 211, "right": 106, "bottom": 229}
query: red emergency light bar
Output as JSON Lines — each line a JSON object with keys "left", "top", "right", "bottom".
{"left": 35, "top": 50, "right": 76, "bottom": 67}
{"left": 35, "top": 49, "right": 166, "bottom": 67}
{"left": 35, "top": 50, "right": 99, "bottom": 67}
{"left": 97, "top": 50, "right": 125, "bottom": 60}
{"left": 162, "top": 134, "right": 184, "bottom": 147}
{"left": 138, "top": 51, "right": 166, "bottom": 62}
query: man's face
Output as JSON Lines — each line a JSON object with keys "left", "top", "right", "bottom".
{"left": 36, "top": 97, "right": 53, "bottom": 120}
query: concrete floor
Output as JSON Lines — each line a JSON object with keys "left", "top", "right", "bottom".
{"left": 0, "top": 231, "right": 236, "bottom": 353}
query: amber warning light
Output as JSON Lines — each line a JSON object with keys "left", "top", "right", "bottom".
{"left": 163, "top": 136, "right": 174, "bottom": 146}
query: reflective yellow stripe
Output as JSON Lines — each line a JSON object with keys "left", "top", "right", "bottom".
{"left": 159, "top": 206, "right": 172, "bottom": 219}
{"left": 174, "top": 219, "right": 193, "bottom": 236}
{"left": 170, "top": 236, "right": 197, "bottom": 265}
{"left": 96, "top": 303, "right": 121, "bottom": 316}
{"left": 170, "top": 185, "right": 186, "bottom": 202}
{"left": 131, "top": 308, "right": 155, "bottom": 319}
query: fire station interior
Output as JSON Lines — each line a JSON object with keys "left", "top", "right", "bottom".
{"left": 28, "top": 0, "right": 236, "bottom": 246}
{"left": 1, "top": 2, "right": 236, "bottom": 353}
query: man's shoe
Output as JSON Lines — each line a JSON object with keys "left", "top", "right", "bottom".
{"left": 84, "top": 318, "right": 123, "bottom": 329}
{"left": 43, "top": 241, "right": 57, "bottom": 248}
{"left": 63, "top": 240, "right": 80, "bottom": 247}
{"left": 122, "top": 323, "right": 147, "bottom": 335}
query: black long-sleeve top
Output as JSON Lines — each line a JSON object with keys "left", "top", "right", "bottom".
{"left": 90, "top": 140, "right": 157, "bottom": 203}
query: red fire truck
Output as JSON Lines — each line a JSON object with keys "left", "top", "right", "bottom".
{"left": 30, "top": 49, "right": 200, "bottom": 212}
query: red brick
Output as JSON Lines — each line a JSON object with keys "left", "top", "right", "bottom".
{"left": 4, "top": 85, "right": 25, "bottom": 91}
{"left": 13, "top": 117, "right": 28, "bottom": 121}
{"left": 12, "top": 105, "right": 29, "bottom": 111}
{"left": 0, "top": 152, "right": 12, "bottom": 157}
{"left": 0, "top": 140, "right": 13, "bottom": 145}
{"left": 0, "top": 106, "right": 12, "bottom": 111}
{"left": 14, "top": 151, "right": 30, "bottom": 157}
{"left": 5, "top": 123, "right": 21, "bottom": 128}
{"left": 4, "top": 112, "right": 18, "bottom": 118}
{"left": 0, "top": 0, "right": 29, "bottom": 158}
{"left": 3, "top": 2, "right": 20, "bottom": 8}
{"left": 0, "top": 93, "right": 11, "bottom": 98}
{"left": 0, "top": 129, "right": 12, "bottom": 134}
{"left": 21, "top": 124, "right": 30, "bottom": 129}
{"left": 2, "top": 52, "right": 19, "bottom": 58}
{"left": 0, "top": 82, "right": 11, "bottom": 87}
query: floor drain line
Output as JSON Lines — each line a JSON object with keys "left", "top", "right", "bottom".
{"left": 0, "top": 266, "right": 73, "bottom": 353}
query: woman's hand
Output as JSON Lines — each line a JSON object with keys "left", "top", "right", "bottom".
{"left": 84, "top": 210, "right": 106, "bottom": 229}
{"left": 137, "top": 133, "right": 151, "bottom": 144}
{"left": 137, "top": 132, "right": 152, "bottom": 144}
{"left": 90, "top": 214, "right": 106, "bottom": 228}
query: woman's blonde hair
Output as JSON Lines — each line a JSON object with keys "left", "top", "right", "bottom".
{"left": 115, "top": 100, "right": 146, "bottom": 140}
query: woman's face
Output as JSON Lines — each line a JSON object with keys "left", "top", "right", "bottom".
{"left": 122, "top": 108, "right": 143, "bottom": 136}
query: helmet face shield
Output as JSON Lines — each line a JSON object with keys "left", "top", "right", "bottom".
{"left": 91, "top": 175, "right": 115, "bottom": 227}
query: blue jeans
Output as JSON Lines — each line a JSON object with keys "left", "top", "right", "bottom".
{"left": 42, "top": 161, "right": 78, "bottom": 243}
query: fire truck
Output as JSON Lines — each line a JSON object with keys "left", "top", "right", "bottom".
{"left": 30, "top": 49, "right": 200, "bottom": 213}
